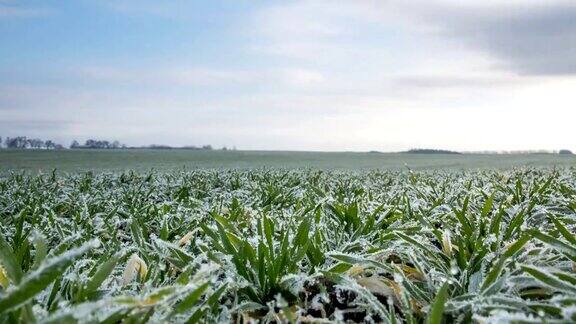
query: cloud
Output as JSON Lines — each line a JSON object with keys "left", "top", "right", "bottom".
{"left": 2, "top": 74, "right": 575, "bottom": 151}
{"left": 458, "top": 6, "right": 576, "bottom": 75}
{"left": 253, "top": 0, "right": 576, "bottom": 76}
{"left": 250, "top": 1, "right": 390, "bottom": 60}
{"left": 78, "top": 66, "right": 256, "bottom": 87}
{"left": 393, "top": 0, "right": 576, "bottom": 76}
{"left": 64, "top": 63, "right": 525, "bottom": 104}
{"left": 75, "top": 65, "right": 326, "bottom": 89}
{"left": 391, "top": 74, "right": 527, "bottom": 89}
{"left": 0, "top": 119, "right": 71, "bottom": 131}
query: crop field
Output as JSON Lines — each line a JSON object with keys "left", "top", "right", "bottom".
{"left": 2, "top": 149, "right": 576, "bottom": 172}
{"left": 1, "top": 167, "right": 576, "bottom": 323}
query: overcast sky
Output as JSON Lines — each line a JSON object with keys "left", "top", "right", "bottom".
{"left": 1, "top": 0, "right": 575, "bottom": 151}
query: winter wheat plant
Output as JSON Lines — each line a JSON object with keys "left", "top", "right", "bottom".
{"left": 0, "top": 168, "right": 575, "bottom": 323}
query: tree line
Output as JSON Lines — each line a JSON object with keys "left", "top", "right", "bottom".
{"left": 70, "top": 139, "right": 126, "bottom": 149}
{"left": 0, "top": 137, "right": 129, "bottom": 150}
{"left": 0, "top": 136, "right": 64, "bottom": 149}
{"left": 0, "top": 136, "right": 223, "bottom": 150}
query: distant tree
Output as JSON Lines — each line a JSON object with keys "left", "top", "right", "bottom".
{"left": 45, "top": 140, "right": 55, "bottom": 149}
{"left": 202, "top": 145, "right": 213, "bottom": 150}
{"left": 0, "top": 136, "right": 2, "bottom": 148}
{"left": 6, "top": 136, "right": 28, "bottom": 149}
{"left": 0, "top": 136, "right": 61, "bottom": 149}
{"left": 84, "top": 139, "right": 101, "bottom": 148}
{"left": 71, "top": 140, "right": 80, "bottom": 149}
{"left": 404, "top": 148, "right": 461, "bottom": 154}
{"left": 84, "top": 139, "right": 96, "bottom": 148}
{"left": 148, "top": 144, "right": 172, "bottom": 149}
{"left": 27, "top": 138, "right": 45, "bottom": 149}
{"left": 78, "top": 139, "right": 124, "bottom": 149}
{"left": 6, "top": 137, "right": 15, "bottom": 148}
{"left": 559, "top": 149, "right": 574, "bottom": 155}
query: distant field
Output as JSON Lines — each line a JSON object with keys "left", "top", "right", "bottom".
{"left": 0, "top": 149, "right": 575, "bottom": 172}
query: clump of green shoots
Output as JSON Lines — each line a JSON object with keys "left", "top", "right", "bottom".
{"left": 0, "top": 168, "right": 575, "bottom": 322}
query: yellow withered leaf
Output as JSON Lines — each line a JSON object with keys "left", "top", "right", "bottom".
{"left": 177, "top": 231, "right": 195, "bottom": 247}
{"left": 384, "top": 278, "right": 403, "bottom": 302}
{"left": 401, "top": 265, "right": 425, "bottom": 281}
{"left": 347, "top": 264, "right": 365, "bottom": 277}
{"left": 356, "top": 277, "right": 395, "bottom": 298}
{"left": 0, "top": 265, "right": 9, "bottom": 289}
{"left": 122, "top": 253, "right": 148, "bottom": 285}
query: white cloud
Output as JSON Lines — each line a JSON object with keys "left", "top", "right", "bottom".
{"left": 79, "top": 66, "right": 256, "bottom": 86}
{"left": 3, "top": 74, "right": 575, "bottom": 151}
{"left": 76, "top": 65, "right": 327, "bottom": 89}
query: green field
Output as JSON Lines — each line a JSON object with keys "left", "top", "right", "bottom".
{"left": 2, "top": 150, "right": 576, "bottom": 323}
{"left": 1, "top": 149, "right": 575, "bottom": 172}
{"left": 1, "top": 168, "right": 576, "bottom": 323}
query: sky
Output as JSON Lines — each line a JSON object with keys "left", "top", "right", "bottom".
{"left": 1, "top": 0, "right": 575, "bottom": 152}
